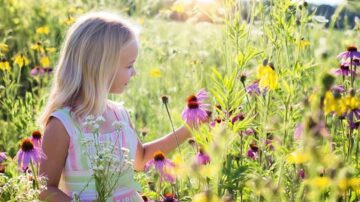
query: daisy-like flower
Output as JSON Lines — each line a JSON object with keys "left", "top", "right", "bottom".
{"left": 332, "top": 64, "right": 355, "bottom": 77}
{"left": 343, "top": 94, "right": 360, "bottom": 129}
{"left": 196, "top": 148, "right": 211, "bottom": 165}
{"left": 257, "top": 60, "right": 278, "bottom": 91}
{"left": 31, "top": 130, "right": 42, "bottom": 148}
{"left": 337, "top": 46, "right": 360, "bottom": 60}
{"left": 161, "top": 193, "right": 178, "bottom": 202}
{"left": 16, "top": 138, "right": 46, "bottom": 171}
{"left": 145, "top": 151, "right": 175, "bottom": 183}
{"left": 247, "top": 143, "right": 259, "bottom": 160}
{"left": 182, "top": 89, "right": 210, "bottom": 126}
{"left": 30, "top": 66, "right": 45, "bottom": 76}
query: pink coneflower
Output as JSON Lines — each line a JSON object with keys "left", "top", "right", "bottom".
{"left": 331, "top": 85, "right": 346, "bottom": 94}
{"left": 294, "top": 123, "right": 304, "bottom": 140}
{"left": 337, "top": 46, "right": 360, "bottom": 60}
{"left": 182, "top": 89, "right": 210, "bottom": 126}
{"left": 16, "top": 138, "right": 46, "bottom": 171}
{"left": 31, "top": 130, "right": 42, "bottom": 148}
{"left": 332, "top": 64, "right": 355, "bottom": 77}
{"left": 196, "top": 149, "right": 210, "bottom": 165}
{"left": 231, "top": 112, "right": 245, "bottom": 124}
{"left": 145, "top": 151, "right": 175, "bottom": 183}
{"left": 0, "top": 152, "right": 6, "bottom": 163}
{"left": 30, "top": 66, "right": 53, "bottom": 77}
{"left": 247, "top": 143, "right": 259, "bottom": 160}
{"left": 161, "top": 193, "right": 178, "bottom": 202}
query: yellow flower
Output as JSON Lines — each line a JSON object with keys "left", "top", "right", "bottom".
{"left": 286, "top": 151, "right": 310, "bottom": 164}
{"left": 0, "top": 43, "right": 9, "bottom": 53}
{"left": 350, "top": 178, "right": 360, "bottom": 189}
{"left": 309, "top": 177, "right": 331, "bottom": 189}
{"left": 171, "top": 3, "right": 185, "bottom": 13}
{"left": 61, "top": 16, "right": 75, "bottom": 26}
{"left": 30, "top": 42, "right": 44, "bottom": 53}
{"left": 298, "top": 39, "right": 310, "bottom": 49}
{"left": 192, "top": 192, "right": 219, "bottom": 202}
{"left": 323, "top": 91, "right": 347, "bottom": 116}
{"left": 40, "top": 56, "right": 50, "bottom": 67}
{"left": 343, "top": 95, "right": 360, "bottom": 111}
{"left": 46, "top": 47, "right": 56, "bottom": 53}
{"left": 169, "top": 153, "right": 190, "bottom": 179}
{"left": 36, "top": 26, "right": 49, "bottom": 35}
{"left": 12, "top": 54, "right": 29, "bottom": 68}
{"left": 0, "top": 60, "right": 10, "bottom": 71}
{"left": 150, "top": 68, "right": 162, "bottom": 78}
{"left": 257, "top": 64, "right": 278, "bottom": 90}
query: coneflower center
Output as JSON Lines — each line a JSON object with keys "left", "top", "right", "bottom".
{"left": 347, "top": 46, "right": 357, "bottom": 52}
{"left": 340, "top": 65, "right": 350, "bottom": 71}
{"left": 21, "top": 139, "right": 34, "bottom": 152}
{"left": 249, "top": 143, "right": 259, "bottom": 153}
{"left": 154, "top": 151, "right": 165, "bottom": 161}
{"left": 188, "top": 101, "right": 199, "bottom": 109}
{"left": 32, "top": 131, "right": 42, "bottom": 139}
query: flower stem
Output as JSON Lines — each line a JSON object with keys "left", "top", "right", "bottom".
{"left": 163, "top": 102, "right": 182, "bottom": 154}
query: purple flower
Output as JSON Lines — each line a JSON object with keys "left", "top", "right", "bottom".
{"left": 298, "top": 169, "right": 305, "bottom": 179}
{"left": 246, "top": 81, "right": 261, "bottom": 96}
{"left": 244, "top": 128, "right": 255, "bottom": 136}
{"left": 0, "top": 152, "right": 7, "bottom": 163}
{"left": 332, "top": 64, "right": 355, "bottom": 77}
{"left": 294, "top": 123, "right": 304, "bottom": 140}
{"left": 15, "top": 138, "right": 46, "bottom": 171}
{"left": 161, "top": 193, "right": 178, "bottom": 202}
{"left": 30, "top": 130, "right": 42, "bottom": 148}
{"left": 337, "top": 46, "right": 360, "bottom": 60}
{"left": 30, "top": 66, "right": 53, "bottom": 77}
{"left": 182, "top": 89, "right": 210, "bottom": 126}
{"left": 196, "top": 149, "right": 211, "bottom": 165}
{"left": 347, "top": 109, "right": 360, "bottom": 130}
{"left": 331, "top": 85, "right": 346, "bottom": 94}
{"left": 341, "top": 59, "right": 360, "bottom": 67}
{"left": 247, "top": 143, "right": 259, "bottom": 160}
{"left": 145, "top": 151, "right": 175, "bottom": 183}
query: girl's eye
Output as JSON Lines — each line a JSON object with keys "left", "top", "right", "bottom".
{"left": 127, "top": 65, "right": 133, "bottom": 69}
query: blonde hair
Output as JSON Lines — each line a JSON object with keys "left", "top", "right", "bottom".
{"left": 39, "top": 11, "right": 137, "bottom": 129}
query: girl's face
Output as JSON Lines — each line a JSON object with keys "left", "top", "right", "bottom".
{"left": 110, "top": 40, "right": 138, "bottom": 94}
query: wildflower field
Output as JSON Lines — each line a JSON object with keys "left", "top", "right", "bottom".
{"left": 1, "top": 0, "right": 360, "bottom": 201}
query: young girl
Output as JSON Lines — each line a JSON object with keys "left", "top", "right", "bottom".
{"left": 39, "top": 12, "right": 193, "bottom": 202}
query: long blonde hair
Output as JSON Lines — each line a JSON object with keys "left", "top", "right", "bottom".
{"left": 39, "top": 11, "right": 137, "bottom": 129}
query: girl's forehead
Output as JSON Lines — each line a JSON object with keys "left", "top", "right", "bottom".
{"left": 120, "top": 40, "right": 139, "bottom": 62}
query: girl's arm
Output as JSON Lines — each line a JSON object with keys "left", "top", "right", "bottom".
{"left": 134, "top": 125, "right": 191, "bottom": 171}
{"left": 39, "top": 117, "right": 72, "bottom": 202}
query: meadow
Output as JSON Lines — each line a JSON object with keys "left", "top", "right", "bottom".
{"left": 0, "top": 0, "right": 360, "bottom": 201}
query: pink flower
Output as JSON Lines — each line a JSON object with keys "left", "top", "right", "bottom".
{"left": 298, "top": 169, "right": 305, "bottom": 179}
{"left": 294, "top": 123, "right": 304, "bottom": 140}
{"left": 182, "top": 89, "right": 210, "bottom": 126}
{"left": 30, "top": 130, "right": 42, "bottom": 148}
{"left": 247, "top": 143, "right": 259, "bottom": 160}
{"left": 161, "top": 193, "right": 178, "bottom": 202}
{"left": 196, "top": 149, "right": 210, "bottom": 165}
{"left": 0, "top": 152, "right": 6, "bottom": 163}
{"left": 145, "top": 151, "right": 175, "bottom": 183}
{"left": 15, "top": 138, "right": 46, "bottom": 171}
{"left": 337, "top": 46, "right": 360, "bottom": 60}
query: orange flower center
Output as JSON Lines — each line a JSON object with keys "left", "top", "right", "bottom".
{"left": 32, "top": 130, "right": 42, "bottom": 139}
{"left": 347, "top": 46, "right": 358, "bottom": 52}
{"left": 21, "top": 139, "right": 34, "bottom": 152}
{"left": 153, "top": 151, "right": 165, "bottom": 161}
